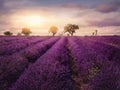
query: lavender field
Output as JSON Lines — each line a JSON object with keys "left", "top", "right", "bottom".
{"left": 0, "top": 36, "right": 120, "bottom": 90}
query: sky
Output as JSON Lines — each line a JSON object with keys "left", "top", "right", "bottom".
{"left": 0, "top": 0, "right": 120, "bottom": 36}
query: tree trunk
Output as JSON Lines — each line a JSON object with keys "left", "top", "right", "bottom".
{"left": 71, "top": 32, "right": 73, "bottom": 36}
{"left": 53, "top": 33, "right": 55, "bottom": 36}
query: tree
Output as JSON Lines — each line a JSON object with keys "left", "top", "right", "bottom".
{"left": 22, "top": 28, "right": 31, "bottom": 36}
{"left": 4, "top": 31, "right": 13, "bottom": 36}
{"left": 49, "top": 26, "right": 58, "bottom": 36}
{"left": 95, "top": 30, "right": 98, "bottom": 36}
{"left": 64, "top": 24, "right": 79, "bottom": 36}
{"left": 17, "top": 32, "right": 22, "bottom": 36}
{"left": 92, "top": 32, "right": 95, "bottom": 36}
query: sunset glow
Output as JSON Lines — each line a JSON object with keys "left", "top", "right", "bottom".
{"left": 22, "top": 15, "right": 45, "bottom": 27}
{"left": 0, "top": 0, "right": 120, "bottom": 35}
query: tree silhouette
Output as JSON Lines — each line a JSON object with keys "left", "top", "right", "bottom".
{"left": 95, "top": 30, "right": 98, "bottom": 36}
{"left": 49, "top": 26, "right": 58, "bottom": 36}
{"left": 4, "top": 31, "right": 13, "bottom": 36}
{"left": 22, "top": 28, "right": 31, "bottom": 36}
{"left": 64, "top": 24, "right": 79, "bottom": 36}
{"left": 17, "top": 32, "right": 22, "bottom": 36}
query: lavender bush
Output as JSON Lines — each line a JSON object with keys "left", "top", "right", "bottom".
{"left": 0, "top": 36, "right": 119, "bottom": 90}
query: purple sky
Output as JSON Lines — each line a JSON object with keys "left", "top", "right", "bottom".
{"left": 0, "top": 0, "right": 120, "bottom": 35}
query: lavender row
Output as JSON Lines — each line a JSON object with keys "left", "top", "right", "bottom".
{"left": 67, "top": 37, "right": 111, "bottom": 89}
{"left": 73, "top": 37, "right": 120, "bottom": 90}
{"left": 0, "top": 36, "right": 24, "bottom": 43}
{"left": 84, "top": 36, "right": 120, "bottom": 46}
{"left": 0, "top": 36, "right": 119, "bottom": 90}
{"left": 0, "top": 37, "right": 50, "bottom": 55}
{"left": 0, "top": 36, "right": 49, "bottom": 47}
{"left": 0, "top": 37, "right": 59, "bottom": 90}
{"left": 10, "top": 37, "right": 73, "bottom": 90}
{"left": 89, "top": 63, "right": 120, "bottom": 90}
{"left": 78, "top": 37, "right": 120, "bottom": 65}
{"left": 0, "top": 36, "right": 32, "bottom": 44}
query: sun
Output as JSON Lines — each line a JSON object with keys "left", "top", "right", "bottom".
{"left": 23, "top": 15, "right": 45, "bottom": 27}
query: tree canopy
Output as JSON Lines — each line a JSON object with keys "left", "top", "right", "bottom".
{"left": 17, "top": 32, "right": 22, "bottom": 36}
{"left": 49, "top": 26, "right": 58, "bottom": 36}
{"left": 22, "top": 28, "right": 32, "bottom": 36}
{"left": 64, "top": 24, "right": 79, "bottom": 36}
{"left": 4, "top": 31, "right": 13, "bottom": 36}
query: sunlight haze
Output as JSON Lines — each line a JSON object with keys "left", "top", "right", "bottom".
{"left": 0, "top": 0, "right": 120, "bottom": 36}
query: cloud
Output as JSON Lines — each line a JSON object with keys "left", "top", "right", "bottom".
{"left": 96, "top": 5, "right": 118, "bottom": 13}
{"left": 0, "top": 0, "right": 7, "bottom": 14}
{"left": 0, "top": 0, "right": 4, "bottom": 8}
{"left": 96, "top": 0, "right": 120, "bottom": 13}
{"left": 0, "top": 0, "right": 18, "bottom": 15}
{"left": 89, "top": 18, "right": 120, "bottom": 27}
{"left": 0, "top": 0, "right": 120, "bottom": 35}
{"left": 61, "top": 3, "right": 87, "bottom": 9}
